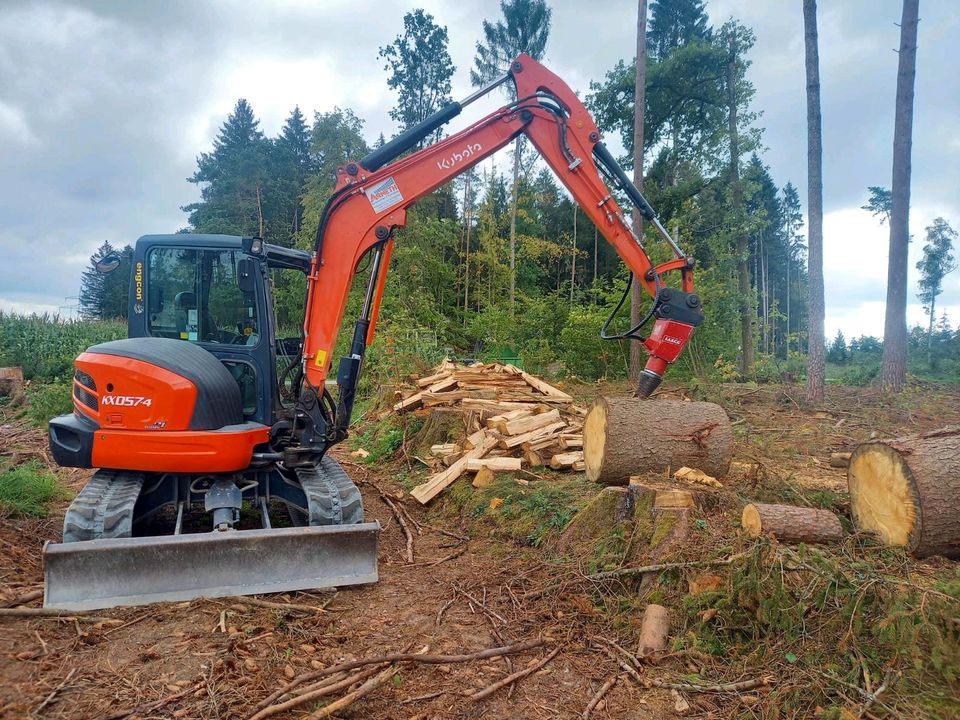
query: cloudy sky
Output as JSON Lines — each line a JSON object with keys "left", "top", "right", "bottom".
{"left": 1, "top": 0, "right": 958, "bottom": 340}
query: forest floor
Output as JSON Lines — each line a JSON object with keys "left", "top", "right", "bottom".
{"left": 1, "top": 381, "right": 958, "bottom": 720}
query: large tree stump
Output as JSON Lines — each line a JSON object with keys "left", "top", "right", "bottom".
{"left": 583, "top": 398, "right": 733, "bottom": 485}
{"left": 0, "top": 367, "right": 24, "bottom": 404}
{"left": 741, "top": 503, "right": 843, "bottom": 544}
{"left": 847, "top": 427, "right": 960, "bottom": 558}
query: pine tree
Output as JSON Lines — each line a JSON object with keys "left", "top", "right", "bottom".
{"left": 471, "top": 0, "right": 552, "bottom": 316}
{"left": 79, "top": 241, "right": 132, "bottom": 320}
{"left": 916, "top": 217, "right": 958, "bottom": 365}
{"left": 861, "top": 186, "right": 892, "bottom": 225}
{"left": 881, "top": 0, "right": 920, "bottom": 391}
{"left": 184, "top": 99, "right": 273, "bottom": 238}
{"left": 378, "top": 9, "right": 455, "bottom": 139}
{"left": 803, "top": 0, "right": 826, "bottom": 401}
{"left": 647, "top": 0, "right": 711, "bottom": 61}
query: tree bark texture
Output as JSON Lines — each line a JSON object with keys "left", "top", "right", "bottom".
{"left": 727, "top": 34, "right": 753, "bottom": 379}
{"left": 881, "top": 0, "right": 920, "bottom": 391}
{"left": 509, "top": 140, "right": 520, "bottom": 316}
{"left": 803, "top": 0, "right": 826, "bottom": 401}
{"left": 629, "top": 0, "right": 649, "bottom": 384}
{"left": 741, "top": 503, "right": 843, "bottom": 544}
{"left": 583, "top": 398, "right": 733, "bottom": 485}
{"left": 848, "top": 426, "right": 960, "bottom": 558}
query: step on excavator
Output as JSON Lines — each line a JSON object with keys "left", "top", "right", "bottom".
{"left": 44, "top": 54, "right": 704, "bottom": 611}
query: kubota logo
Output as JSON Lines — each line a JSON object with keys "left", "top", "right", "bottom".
{"left": 103, "top": 395, "right": 153, "bottom": 407}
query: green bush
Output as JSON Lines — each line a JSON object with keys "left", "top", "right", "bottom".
{"left": 0, "top": 461, "right": 72, "bottom": 517}
{"left": 25, "top": 382, "right": 73, "bottom": 426}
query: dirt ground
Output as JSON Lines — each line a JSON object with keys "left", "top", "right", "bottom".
{"left": 1, "top": 381, "right": 958, "bottom": 720}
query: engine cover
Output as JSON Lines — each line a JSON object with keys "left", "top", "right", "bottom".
{"left": 51, "top": 338, "right": 268, "bottom": 473}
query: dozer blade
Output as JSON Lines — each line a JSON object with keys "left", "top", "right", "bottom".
{"left": 43, "top": 522, "right": 379, "bottom": 612}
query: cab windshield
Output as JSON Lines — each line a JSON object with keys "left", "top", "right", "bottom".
{"left": 146, "top": 247, "right": 259, "bottom": 346}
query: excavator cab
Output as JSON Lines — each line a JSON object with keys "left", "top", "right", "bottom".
{"left": 44, "top": 234, "right": 379, "bottom": 611}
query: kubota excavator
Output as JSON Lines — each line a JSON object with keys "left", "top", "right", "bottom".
{"left": 44, "top": 54, "right": 703, "bottom": 611}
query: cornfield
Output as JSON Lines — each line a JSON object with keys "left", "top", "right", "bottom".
{"left": 0, "top": 313, "right": 126, "bottom": 381}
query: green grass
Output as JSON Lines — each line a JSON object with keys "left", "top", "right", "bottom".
{"left": 0, "top": 461, "right": 72, "bottom": 517}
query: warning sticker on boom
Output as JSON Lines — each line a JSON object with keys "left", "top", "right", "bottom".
{"left": 366, "top": 176, "right": 404, "bottom": 213}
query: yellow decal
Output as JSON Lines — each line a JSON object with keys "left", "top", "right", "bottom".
{"left": 135, "top": 262, "right": 143, "bottom": 301}
{"left": 314, "top": 349, "right": 328, "bottom": 368}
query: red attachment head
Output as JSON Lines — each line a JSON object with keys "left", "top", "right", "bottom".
{"left": 638, "top": 319, "right": 696, "bottom": 397}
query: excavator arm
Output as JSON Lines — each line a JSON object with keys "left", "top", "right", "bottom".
{"left": 259, "top": 54, "right": 704, "bottom": 454}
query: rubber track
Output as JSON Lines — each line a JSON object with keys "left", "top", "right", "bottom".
{"left": 62, "top": 469, "right": 146, "bottom": 543}
{"left": 294, "top": 455, "right": 364, "bottom": 526}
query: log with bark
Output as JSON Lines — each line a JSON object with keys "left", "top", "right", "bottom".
{"left": 741, "top": 503, "right": 843, "bottom": 544}
{"left": 847, "top": 427, "right": 960, "bottom": 558}
{"left": 637, "top": 604, "right": 670, "bottom": 659}
{"left": 583, "top": 398, "right": 733, "bottom": 485}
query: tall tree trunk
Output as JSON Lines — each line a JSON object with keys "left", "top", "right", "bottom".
{"left": 881, "top": 0, "right": 920, "bottom": 391}
{"left": 570, "top": 205, "right": 578, "bottom": 303}
{"left": 927, "top": 294, "right": 935, "bottom": 366}
{"left": 786, "top": 250, "right": 791, "bottom": 354}
{"left": 463, "top": 175, "right": 472, "bottom": 326}
{"left": 803, "top": 0, "right": 826, "bottom": 401}
{"left": 593, "top": 225, "right": 598, "bottom": 294}
{"left": 629, "top": 0, "right": 649, "bottom": 384}
{"left": 727, "top": 35, "right": 753, "bottom": 378}
{"left": 509, "top": 141, "right": 520, "bottom": 317}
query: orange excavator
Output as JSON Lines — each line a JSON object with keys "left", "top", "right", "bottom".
{"left": 44, "top": 54, "right": 703, "bottom": 610}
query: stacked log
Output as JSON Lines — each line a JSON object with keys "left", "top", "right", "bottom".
{"left": 395, "top": 361, "right": 586, "bottom": 504}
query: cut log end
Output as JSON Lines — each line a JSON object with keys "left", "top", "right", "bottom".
{"left": 848, "top": 443, "right": 917, "bottom": 548}
{"left": 583, "top": 399, "right": 607, "bottom": 482}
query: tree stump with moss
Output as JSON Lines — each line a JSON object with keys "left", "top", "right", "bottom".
{"left": 584, "top": 398, "right": 733, "bottom": 485}
{"left": 847, "top": 427, "right": 960, "bottom": 558}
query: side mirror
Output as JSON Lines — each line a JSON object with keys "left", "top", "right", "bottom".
{"left": 237, "top": 258, "right": 257, "bottom": 294}
{"left": 95, "top": 254, "right": 121, "bottom": 274}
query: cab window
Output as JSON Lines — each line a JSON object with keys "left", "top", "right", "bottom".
{"left": 147, "top": 247, "right": 259, "bottom": 346}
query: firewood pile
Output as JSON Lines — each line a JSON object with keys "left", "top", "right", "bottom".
{"left": 387, "top": 360, "right": 587, "bottom": 504}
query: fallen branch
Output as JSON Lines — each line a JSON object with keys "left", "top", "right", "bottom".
{"left": 582, "top": 674, "right": 619, "bottom": 719}
{"left": 225, "top": 595, "right": 328, "bottom": 615}
{"left": 401, "top": 690, "right": 445, "bottom": 705}
{"left": 248, "top": 664, "right": 387, "bottom": 720}
{"left": 2, "top": 588, "right": 43, "bottom": 608}
{"left": 251, "top": 638, "right": 546, "bottom": 713}
{"left": 599, "top": 645, "right": 644, "bottom": 685}
{"left": 104, "top": 683, "right": 202, "bottom": 720}
{"left": 0, "top": 607, "right": 122, "bottom": 624}
{"left": 525, "top": 552, "right": 749, "bottom": 600}
{"left": 308, "top": 664, "right": 397, "bottom": 719}
{"left": 415, "top": 545, "right": 468, "bottom": 567}
{"left": 468, "top": 645, "right": 562, "bottom": 701}
{"left": 642, "top": 676, "right": 772, "bottom": 693}
{"left": 33, "top": 668, "right": 76, "bottom": 714}
{"left": 382, "top": 495, "right": 415, "bottom": 563}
